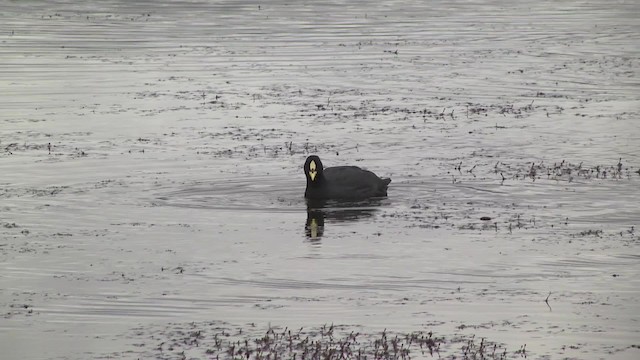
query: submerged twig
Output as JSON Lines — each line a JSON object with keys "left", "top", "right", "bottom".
{"left": 545, "top": 292, "right": 552, "bottom": 311}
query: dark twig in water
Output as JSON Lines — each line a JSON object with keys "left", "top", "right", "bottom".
{"left": 466, "top": 164, "right": 476, "bottom": 174}
{"left": 515, "top": 344, "right": 527, "bottom": 357}
{"left": 545, "top": 292, "right": 552, "bottom": 311}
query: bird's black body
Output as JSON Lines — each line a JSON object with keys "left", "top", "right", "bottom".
{"left": 303, "top": 155, "right": 391, "bottom": 200}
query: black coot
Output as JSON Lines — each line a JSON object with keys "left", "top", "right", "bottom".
{"left": 303, "top": 155, "right": 391, "bottom": 200}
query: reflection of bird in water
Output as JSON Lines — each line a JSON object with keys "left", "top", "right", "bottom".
{"left": 305, "top": 209, "right": 325, "bottom": 240}
{"left": 303, "top": 155, "right": 391, "bottom": 200}
{"left": 304, "top": 198, "right": 385, "bottom": 241}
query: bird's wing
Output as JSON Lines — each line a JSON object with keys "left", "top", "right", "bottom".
{"left": 324, "top": 166, "right": 383, "bottom": 197}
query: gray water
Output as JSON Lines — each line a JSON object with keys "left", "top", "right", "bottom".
{"left": 1, "top": 0, "right": 639, "bottom": 359}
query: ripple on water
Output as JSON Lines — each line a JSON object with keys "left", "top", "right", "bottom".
{"left": 154, "top": 176, "right": 304, "bottom": 212}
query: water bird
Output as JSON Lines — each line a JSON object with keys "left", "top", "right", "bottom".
{"left": 303, "top": 155, "right": 391, "bottom": 199}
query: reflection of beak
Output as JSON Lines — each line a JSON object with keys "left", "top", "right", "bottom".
{"left": 306, "top": 209, "right": 325, "bottom": 239}
{"left": 310, "top": 218, "right": 318, "bottom": 238}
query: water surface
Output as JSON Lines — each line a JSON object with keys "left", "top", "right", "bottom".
{"left": 1, "top": 0, "right": 639, "bottom": 359}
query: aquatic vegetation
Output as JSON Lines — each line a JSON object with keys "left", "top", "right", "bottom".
{"left": 130, "top": 322, "right": 517, "bottom": 360}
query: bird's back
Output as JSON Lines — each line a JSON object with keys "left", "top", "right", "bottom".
{"left": 322, "top": 166, "right": 390, "bottom": 199}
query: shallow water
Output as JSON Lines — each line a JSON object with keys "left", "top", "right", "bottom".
{"left": 1, "top": 0, "right": 639, "bottom": 359}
